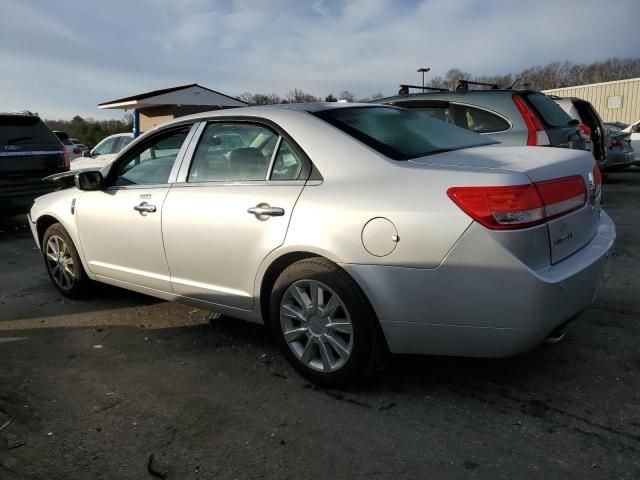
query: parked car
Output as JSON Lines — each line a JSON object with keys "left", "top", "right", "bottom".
{"left": 622, "top": 120, "right": 640, "bottom": 164}
{"left": 71, "top": 132, "right": 133, "bottom": 170}
{"left": 70, "top": 138, "right": 89, "bottom": 155}
{"left": 550, "top": 96, "right": 633, "bottom": 171}
{"left": 375, "top": 84, "right": 589, "bottom": 152}
{"left": 604, "top": 125, "right": 635, "bottom": 170}
{"left": 53, "top": 131, "right": 79, "bottom": 161}
{"left": 28, "top": 104, "right": 615, "bottom": 387}
{"left": 604, "top": 121, "right": 629, "bottom": 130}
{"left": 0, "top": 112, "right": 69, "bottom": 215}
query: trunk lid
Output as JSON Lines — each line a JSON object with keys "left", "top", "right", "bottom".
{"left": 410, "top": 145, "right": 600, "bottom": 264}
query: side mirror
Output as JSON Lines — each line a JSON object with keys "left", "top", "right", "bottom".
{"left": 632, "top": 124, "right": 640, "bottom": 133}
{"left": 82, "top": 150, "right": 92, "bottom": 158}
{"left": 74, "top": 171, "right": 104, "bottom": 191}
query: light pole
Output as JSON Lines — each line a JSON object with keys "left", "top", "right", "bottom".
{"left": 417, "top": 67, "right": 430, "bottom": 88}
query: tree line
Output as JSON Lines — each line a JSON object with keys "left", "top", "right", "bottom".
{"left": 239, "top": 57, "right": 640, "bottom": 104}
{"left": 45, "top": 114, "right": 133, "bottom": 148}
{"left": 237, "top": 89, "right": 384, "bottom": 106}
{"left": 427, "top": 57, "right": 640, "bottom": 92}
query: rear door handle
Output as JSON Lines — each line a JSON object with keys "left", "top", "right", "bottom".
{"left": 134, "top": 202, "right": 157, "bottom": 214}
{"left": 247, "top": 204, "right": 285, "bottom": 218}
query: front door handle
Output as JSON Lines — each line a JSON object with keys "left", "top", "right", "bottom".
{"left": 247, "top": 204, "right": 285, "bottom": 219}
{"left": 134, "top": 202, "right": 157, "bottom": 214}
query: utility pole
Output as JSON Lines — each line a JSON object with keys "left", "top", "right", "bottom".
{"left": 417, "top": 67, "right": 430, "bottom": 88}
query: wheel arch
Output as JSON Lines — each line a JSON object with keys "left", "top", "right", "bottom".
{"left": 36, "top": 214, "right": 63, "bottom": 247}
{"left": 256, "top": 249, "right": 385, "bottom": 344}
{"left": 258, "top": 251, "right": 319, "bottom": 328}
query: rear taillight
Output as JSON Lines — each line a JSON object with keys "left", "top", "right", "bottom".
{"left": 61, "top": 150, "right": 70, "bottom": 169}
{"left": 592, "top": 164, "right": 602, "bottom": 197}
{"left": 447, "top": 176, "right": 587, "bottom": 230}
{"left": 512, "top": 94, "right": 550, "bottom": 146}
{"left": 609, "top": 138, "right": 623, "bottom": 149}
{"left": 579, "top": 123, "right": 592, "bottom": 138}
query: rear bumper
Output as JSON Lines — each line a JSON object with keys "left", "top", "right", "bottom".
{"left": 601, "top": 150, "right": 635, "bottom": 171}
{"left": 342, "top": 210, "right": 616, "bottom": 357}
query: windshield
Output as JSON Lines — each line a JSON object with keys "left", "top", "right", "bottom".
{"left": 314, "top": 107, "right": 497, "bottom": 160}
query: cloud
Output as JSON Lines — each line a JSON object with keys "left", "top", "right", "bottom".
{"left": 1, "top": 0, "right": 638, "bottom": 119}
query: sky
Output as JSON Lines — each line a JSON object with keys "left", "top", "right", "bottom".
{"left": 1, "top": 0, "right": 639, "bottom": 120}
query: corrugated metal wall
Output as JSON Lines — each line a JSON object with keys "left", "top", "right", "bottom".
{"left": 543, "top": 78, "right": 640, "bottom": 125}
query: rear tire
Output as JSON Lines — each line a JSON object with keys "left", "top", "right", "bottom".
{"left": 42, "top": 223, "right": 92, "bottom": 298}
{"left": 269, "top": 257, "right": 385, "bottom": 388}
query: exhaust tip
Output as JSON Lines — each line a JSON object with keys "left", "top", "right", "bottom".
{"left": 543, "top": 321, "right": 571, "bottom": 345}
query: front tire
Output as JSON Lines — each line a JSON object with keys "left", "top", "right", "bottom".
{"left": 270, "top": 257, "right": 384, "bottom": 388}
{"left": 42, "top": 223, "right": 91, "bottom": 298}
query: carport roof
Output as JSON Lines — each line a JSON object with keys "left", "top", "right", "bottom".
{"left": 98, "top": 83, "right": 247, "bottom": 110}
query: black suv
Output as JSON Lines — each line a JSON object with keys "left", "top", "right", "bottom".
{"left": 375, "top": 82, "right": 588, "bottom": 153}
{"left": 0, "top": 112, "right": 68, "bottom": 215}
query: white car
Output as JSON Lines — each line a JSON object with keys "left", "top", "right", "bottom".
{"left": 622, "top": 120, "right": 640, "bottom": 163}
{"left": 70, "top": 132, "right": 133, "bottom": 170}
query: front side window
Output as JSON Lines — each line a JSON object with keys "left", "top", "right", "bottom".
{"left": 112, "top": 128, "right": 190, "bottom": 186}
{"left": 314, "top": 106, "right": 497, "bottom": 160}
{"left": 451, "top": 105, "right": 510, "bottom": 133}
{"left": 188, "top": 123, "right": 277, "bottom": 182}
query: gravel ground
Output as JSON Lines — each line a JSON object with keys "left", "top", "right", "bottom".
{"left": 0, "top": 169, "right": 639, "bottom": 479}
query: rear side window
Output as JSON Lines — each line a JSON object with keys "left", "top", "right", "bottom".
{"left": 409, "top": 107, "right": 453, "bottom": 123}
{"left": 451, "top": 105, "right": 510, "bottom": 133}
{"left": 524, "top": 94, "right": 573, "bottom": 128}
{"left": 188, "top": 123, "right": 278, "bottom": 182}
{"left": 270, "top": 140, "right": 303, "bottom": 180}
{"left": 314, "top": 107, "right": 496, "bottom": 160}
{"left": 0, "top": 116, "right": 59, "bottom": 146}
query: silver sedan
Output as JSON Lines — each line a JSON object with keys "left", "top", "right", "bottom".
{"left": 28, "top": 104, "right": 616, "bottom": 387}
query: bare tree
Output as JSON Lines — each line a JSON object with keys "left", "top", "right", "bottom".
{"left": 339, "top": 90, "right": 355, "bottom": 102}
{"left": 286, "top": 89, "right": 320, "bottom": 103}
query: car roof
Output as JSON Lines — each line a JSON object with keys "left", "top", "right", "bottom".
{"left": 377, "top": 89, "right": 541, "bottom": 104}
{"left": 157, "top": 103, "right": 389, "bottom": 127}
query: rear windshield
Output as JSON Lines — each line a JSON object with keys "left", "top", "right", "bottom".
{"left": 0, "top": 116, "right": 60, "bottom": 146}
{"left": 55, "top": 131, "right": 73, "bottom": 145}
{"left": 314, "top": 106, "right": 496, "bottom": 160}
{"left": 525, "top": 94, "right": 574, "bottom": 128}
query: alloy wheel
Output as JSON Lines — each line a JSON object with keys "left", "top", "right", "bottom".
{"left": 280, "top": 279, "right": 354, "bottom": 373}
{"left": 45, "top": 235, "right": 76, "bottom": 291}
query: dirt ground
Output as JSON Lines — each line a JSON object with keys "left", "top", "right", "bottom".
{"left": 1, "top": 170, "right": 639, "bottom": 479}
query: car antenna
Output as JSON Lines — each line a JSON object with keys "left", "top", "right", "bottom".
{"left": 508, "top": 76, "right": 524, "bottom": 89}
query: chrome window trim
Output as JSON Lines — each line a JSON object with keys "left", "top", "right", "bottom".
{"left": 105, "top": 184, "right": 172, "bottom": 192}
{"left": 169, "top": 179, "right": 307, "bottom": 189}
{"left": 175, "top": 122, "right": 207, "bottom": 183}
{"left": 167, "top": 122, "right": 203, "bottom": 183}
{"left": 266, "top": 136, "right": 283, "bottom": 180}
